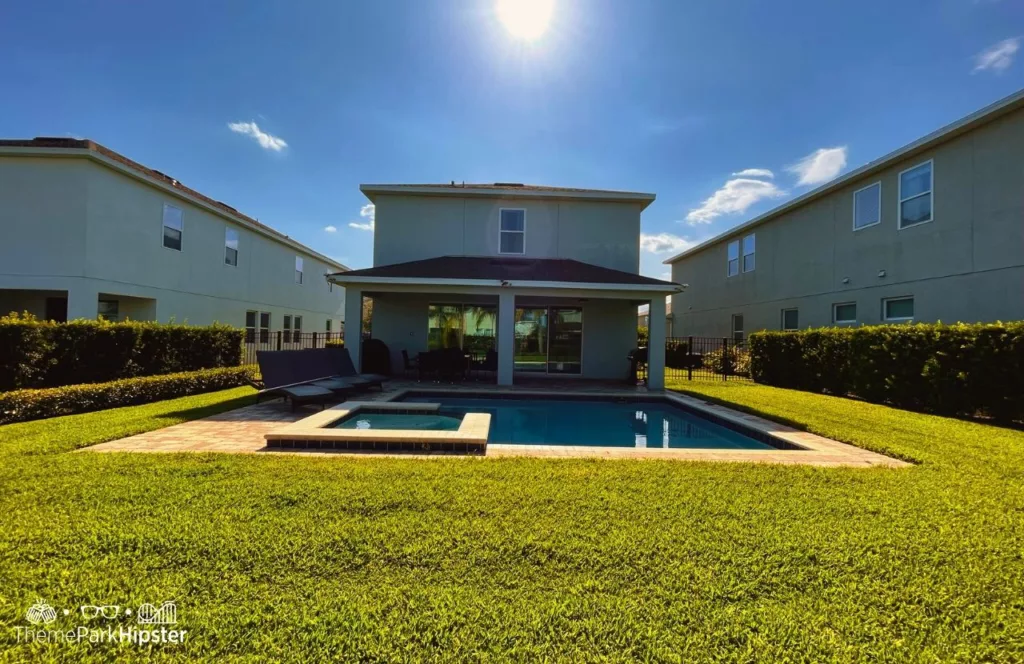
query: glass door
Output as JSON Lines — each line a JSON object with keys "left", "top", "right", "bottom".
{"left": 547, "top": 308, "right": 582, "bottom": 374}
{"left": 513, "top": 308, "right": 548, "bottom": 372}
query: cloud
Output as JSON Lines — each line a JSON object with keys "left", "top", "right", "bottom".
{"left": 973, "top": 37, "right": 1021, "bottom": 73}
{"left": 227, "top": 121, "right": 288, "bottom": 151}
{"left": 732, "top": 168, "right": 774, "bottom": 179}
{"left": 323, "top": 225, "right": 337, "bottom": 233}
{"left": 786, "top": 147, "right": 848, "bottom": 186}
{"left": 640, "top": 232, "right": 695, "bottom": 254}
{"left": 686, "top": 176, "right": 786, "bottom": 224}
{"left": 348, "top": 203, "right": 375, "bottom": 231}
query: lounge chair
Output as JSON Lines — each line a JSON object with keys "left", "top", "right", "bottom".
{"left": 254, "top": 350, "right": 354, "bottom": 410}
{"left": 314, "top": 347, "right": 389, "bottom": 390}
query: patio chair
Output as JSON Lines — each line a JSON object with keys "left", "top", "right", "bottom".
{"left": 313, "top": 347, "right": 389, "bottom": 390}
{"left": 253, "top": 351, "right": 344, "bottom": 411}
{"left": 438, "top": 347, "right": 468, "bottom": 382}
{"left": 401, "top": 349, "right": 418, "bottom": 377}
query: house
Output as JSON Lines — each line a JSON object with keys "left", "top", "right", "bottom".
{"left": 638, "top": 300, "right": 673, "bottom": 338}
{"left": 328, "top": 183, "right": 683, "bottom": 388}
{"left": 665, "top": 88, "right": 1024, "bottom": 339}
{"left": 0, "top": 138, "right": 347, "bottom": 336}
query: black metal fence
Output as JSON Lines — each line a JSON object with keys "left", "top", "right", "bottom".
{"left": 638, "top": 336, "right": 752, "bottom": 383}
{"left": 242, "top": 331, "right": 346, "bottom": 366}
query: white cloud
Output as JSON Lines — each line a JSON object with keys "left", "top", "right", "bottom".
{"left": 732, "top": 168, "right": 774, "bottom": 179}
{"left": 786, "top": 147, "right": 848, "bottom": 186}
{"left": 640, "top": 232, "right": 695, "bottom": 254}
{"left": 686, "top": 177, "right": 786, "bottom": 224}
{"left": 973, "top": 37, "right": 1021, "bottom": 74}
{"left": 227, "top": 121, "right": 288, "bottom": 151}
{"left": 323, "top": 225, "right": 337, "bottom": 233}
{"left": 348, "top": 203, "right": 375, "bottom": 231}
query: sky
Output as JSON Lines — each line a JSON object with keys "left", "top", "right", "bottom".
{"left": 1, "top": 0, "right": 1022, "bottom": 278}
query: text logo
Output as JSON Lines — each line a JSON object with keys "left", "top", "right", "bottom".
{"left": 137, "top": 601, "right": 177, "bottom": 625}
{"left": 26, "top": 600, "right": 58, "bottom": 625}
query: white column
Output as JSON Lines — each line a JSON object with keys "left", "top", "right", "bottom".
{"left": 344, "top": 287, "right": 363, "bottom": 372}
{"left": 648, "top": 295, "right": 666, "bottom": 390}
{"left": 66, "top": 284, "right": 99, "bottom": 321}
{"left": 497, "top": 291, "right": 515, "bottom": 386}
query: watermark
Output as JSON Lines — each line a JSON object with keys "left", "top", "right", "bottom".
{"left": 15, "top": 599, "right": 187, "bottom": 646}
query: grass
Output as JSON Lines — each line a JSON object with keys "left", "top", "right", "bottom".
{"left": 1, "top": 383, "right": 1023, "bottom": 661}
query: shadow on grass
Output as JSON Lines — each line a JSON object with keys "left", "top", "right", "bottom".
{"left": 159, "top": 393, "right": 261, "bottom": 421}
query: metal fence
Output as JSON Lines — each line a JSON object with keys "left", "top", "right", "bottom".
{"left": 639, "top": 336, "right": 752, "bottom": 383}
{"left": 242, "top": 330, "right": 346, "bottom": 366}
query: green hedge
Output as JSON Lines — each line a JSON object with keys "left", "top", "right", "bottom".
{"left": 0, "top": 314, "right": 244, "bottom": 391}
{"left": 749, "top": 322, "right": 1024, "bottom": 421}
{"left": 0, "top": 366, "right": 256, "bottom": 425}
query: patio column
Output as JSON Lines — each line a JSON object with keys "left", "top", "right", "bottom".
{"left": 648, "top": 295, "right": 666, "bottom": 390}
{"left": 497, "top": 291, "right": 515, "bottom": 386}
{"left": 344, "top": 287, "right": 362, "bottom": 372}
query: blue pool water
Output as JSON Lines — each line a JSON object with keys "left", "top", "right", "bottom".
{"left": 331, "top": 412, "right": 464, "bottom": 431}
{"left": 399, "top": 395, "right": 775, "bottom": 450}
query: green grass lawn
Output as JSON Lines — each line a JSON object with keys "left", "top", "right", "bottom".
{"left": 2, "top": 383, "right": 1024, "bottom": 662}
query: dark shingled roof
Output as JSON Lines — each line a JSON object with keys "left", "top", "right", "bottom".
{"left": 329, "top": 256, "right": 679, "bottom": 287}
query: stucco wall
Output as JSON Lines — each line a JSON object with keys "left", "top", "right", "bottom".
{"left": 671, "top": 106, "right": 1024, "bottom": 336}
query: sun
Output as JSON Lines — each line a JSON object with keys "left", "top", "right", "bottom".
{"left": 496, "top": 0, "right": 554, "bottom": 40}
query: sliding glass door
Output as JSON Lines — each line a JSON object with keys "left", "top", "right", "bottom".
{"left": 547, "top": 308, "right": 582, "bottom": 374}
{"left": 513, "top": 307, "right": 582, "bottom": 375}
{"left": 513, "top": 308, "right": 548, "bottom": 372}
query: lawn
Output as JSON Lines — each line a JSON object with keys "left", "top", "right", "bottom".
{"left": 1, "top": 382, "right": 1023, "bottom": 662}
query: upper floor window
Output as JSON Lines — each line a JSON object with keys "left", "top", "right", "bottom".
{"left": 499, "top": 209, "right": 526, "bottom": 254}
{"left": 162, "top": 204, "right": 183, "bottom": 251}
{"left": 225, "top": 228, "right": 239, "bottom": 266}
{"left": 727, "top": 241, "right": 739, "bottom": 277}
{"left": 781, "top": 308, "right": 798, "bottom": 331}
{"left": 742, "top": 234, "right": 755, "bottom": 272}
{"left": 295, "top": 256, "right": 304, "bottom": 284}
{"left": 898, "top": 161, "right": 933, "bottom": 229}
{"left": 853, "top": 182, "right": 881, "bottom": 230}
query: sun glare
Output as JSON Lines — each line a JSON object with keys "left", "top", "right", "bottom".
{"left": 496, "top": 0, "right": 554, "bottom": 40}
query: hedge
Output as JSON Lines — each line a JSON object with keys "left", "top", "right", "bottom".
{"left": 748, "top": 322, "right": 1024, "bottom": 422}
{"left": 0, "top": 366, "right": 256, "bottom": 425}
{"left": 0, "top": 313, "right": 244, "bottom": 391}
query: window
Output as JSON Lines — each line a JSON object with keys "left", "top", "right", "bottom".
{"left": 283, "top": 315, "right": 292, "bottom": 342}
{"left": 499, "top": 209, "right": 526, "bottom": 254}
{"left": 727, "top": 240, "right": 739, "bottom": 277}
{"left": 898, "top": 161, "right": 933, "bottom": 228}
{"left": 259, "top": 312, "right": 270, "bottom": 343}
{"left": 742, "top": 234, "right": 755, "bottom": 272}
{"left": 294, "top": 316, "right": 302, "bottom": 339}
{"left": 326, "top": 319, "right": 332, "bottom": 333}
{"left": 294, "top": 256, "right": 304, "bottom": 284}
{"left": 781, "top": 308, "right": 798, "bottom": 331}
{"left": 853, "top": 182, "right": 881, "bottom": 230}
{"left": 162, "top": 204, "right": 183, "bottom": 251}
{"left": 884, "top": 297, "right": 915, "bottom": 322}
{"left": 731, "top": 314, "right": 744, "bottom": 342}
{"left": 245, "top": 310, "right": 257, "bottom": 343}
{"left": 225, "top": 228, "right": 239, "bottom": 266}
{"left": 833, "top": 302, "right": 857, "bottom": 324}
{"left": 98, "top": 298, "right": 119, "bottom": 322}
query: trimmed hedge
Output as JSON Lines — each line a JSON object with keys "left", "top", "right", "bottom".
{"left": 0, "top": 313, "right": 244, "bottom": 390}
{"left": 0, "top": 366, "right": 256, "bottom": 425}
{"left": 749, "top": 322, "right": 1024, "bottom": 421}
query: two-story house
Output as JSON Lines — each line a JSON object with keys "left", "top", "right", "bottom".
{"left": 665, "top": 88, "right": 1024, "bottom": 339}
{"left": 0, "top": 138, "right": 348, "bottom": 334}
{"left": 329, "top": 183, "right": 683, "bottom": 388}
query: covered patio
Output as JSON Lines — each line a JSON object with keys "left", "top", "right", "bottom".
{"left": 330, "top": 256, "right": 683, "bottom": 389}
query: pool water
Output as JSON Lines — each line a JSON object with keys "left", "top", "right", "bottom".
{"left": 331, "top": 412, "right": 464, "bottom": 431}
{"left": 400, "top": 396, "right": 775, "bottom": 450}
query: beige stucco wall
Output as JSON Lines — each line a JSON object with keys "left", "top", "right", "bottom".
{"left": 372, "top": 194, "right": 643, "bottom": 273}
{"left": 671, "top": 106, "right": 1024, "bottom": 337}
{"left": 0, "top": 155, "right": 345, "bottom": 329}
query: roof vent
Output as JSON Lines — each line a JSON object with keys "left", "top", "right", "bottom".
{"left": 494, "top": 182, "right": 524, "bottom": 187}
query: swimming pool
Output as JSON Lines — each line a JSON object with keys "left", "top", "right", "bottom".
{"left": 399, "top": 394, "right": 778, "bottom": 450}
{"left": 330, "top": 411, "right": 464, "bottom": 431}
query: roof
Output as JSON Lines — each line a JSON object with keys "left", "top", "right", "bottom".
{"left": 328, "top": 256, "right": 682, "bottom": 291}
{"left": 664, "top": 86, "right": 1024, "bottom": 264}
{"left": 360, "top": 182, "right": 657, "bottom": 210}
{"left": 0, "top": 137, "right": 349, "bottom": 271}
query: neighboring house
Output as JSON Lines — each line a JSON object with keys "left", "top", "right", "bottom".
{"left": 0, "top": 138, "right": 347, "bottom": 335}
{"left": 329, "top": 183, "right": 682, "bottom": 388}
{"left": 665, "top": 88, "right": 1024, "bottom": 339}
{"left": 638, "top": 300, "right": 673, "bottom": 338}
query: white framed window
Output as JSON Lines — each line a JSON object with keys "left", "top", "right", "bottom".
{"left": 853, "top": 182, "right": 881, "bottom": 230}
{"left": 898, "top": 160, "right": 933, "bottom": 229}
{"left": 326, "top": 319, "right": 332, "bottom": 333}
{"left": 283, "top": 315, "right": 293, "bottom": 342}
{"left": 742, "top": 233, "right": 755, "bottom": 272}
{"left": 162, "top": 204, "right": 183, "bottom": 251}
{"left": 781, "top": 308, "right": 798, "bottom": 331}
{"left": 294, "top": 315, "right": 302, "bottom": 337}
{"left": 98, "top": 298, "right": 120, "bottom": 322}
{"left": 295, "top": 256, "right": 304, "bottom": 284}
{"left": 833, "top": 302, "right": 857, "bottom": 324}
{"left": 259, "top": 312, "right": 270, "bottom": 343}
{"left": 731, "top": 314, "right": 744, "bottom": 342}
{"left": 245, "top": 310, "right": 257, "bottom": 342}
{"left": 499, "top": 209, "right": 526, "bottom": 254}
{"left": 727, "top": 240, "right": 739, "bottom": 277}
{"left": 225, "top": 228, "right": 239, "bottom": 266}
{"left": 883, "top": 296, "right": 915, "bottom": 322}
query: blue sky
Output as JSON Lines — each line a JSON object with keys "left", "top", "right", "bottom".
{"left": 2, "top": 1, "right": 1021, "bottom": 276}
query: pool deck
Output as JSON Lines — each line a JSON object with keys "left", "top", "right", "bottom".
{"left": 84, "top": 378, "right": 908, "bottom": 467}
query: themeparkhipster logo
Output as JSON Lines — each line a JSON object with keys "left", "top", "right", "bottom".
{"left": 16, "top": 599, "right": 188, "bottom": 646}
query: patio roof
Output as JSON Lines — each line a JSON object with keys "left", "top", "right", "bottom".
{"left": 327, "top": 256, "right": 684, "bottom": 293}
